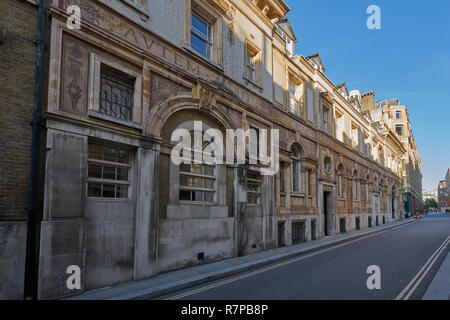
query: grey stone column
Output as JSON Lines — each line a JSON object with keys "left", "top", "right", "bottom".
{"left": 261, "top": 174, "right": 275, "bottom": 249}
{"left": 134, "top": 145, "right": 159, "bottom": 279}
{"left": 233, "top": 165, "right": 247, "bottom": 257}
{"left": 38, "top": 130, "right": 87, "bottom": 299}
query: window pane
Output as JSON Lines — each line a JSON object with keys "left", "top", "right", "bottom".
{"left": 88, "top": 144, "right": 103, "bottom": 160}
{"left": 117, "top": 150, "right": 129, "bottom": 163}
{"left": 103, "top": 147, "right": 117, "bottom": 162}
{"left": 103, "top": 166, "right": 116, "bottom": 180}
{"left": 181, "top": 176, "right": 202, "bottom": 188}
{"left": 203, "top": 178, "right": 214, "bottom": 189}
{"left": 203, "top": 165, "right": 214, "bottom": 176}
{"left": 116, "top": 167, "right": 128, "bottom": 181}
{"left": 192, "top": 14, "right": 208, "bottom": 38}
{"left": 204, "top": 192, "right": 214, "bottom": 202}
{"left": 191, "top": 164, "right": 202, "bottom": 174}
{"left": 179, "top": 190, "right": 191, "bottom": 201}
{"left": 191, "top": 33, "right": 207, "bottom": 57}
{"left": 102, "top": 184, "right": 116, "bottom": 198}
{"left": 289, "top": 82, "right": 296, "bottom": 97}
{"left": 88, "top": 163, "right": 102, "bottom": 179}
{"left": 116, "top": 185, "right": 129, "bottom": 198}
{"left": 88, "top": 183, "right": 102, "bottom": 197}
{"left": 180, "top": 163, "right": 191, "bottom": 173}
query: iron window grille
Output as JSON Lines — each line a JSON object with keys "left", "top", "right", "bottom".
{"left": 100, "top": 64, "right": 135, "bottom": 121}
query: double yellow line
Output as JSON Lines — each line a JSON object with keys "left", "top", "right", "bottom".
{"left": 165, "top": 222, "right": 416, "bottom": 300}
{"left": 395, "top": 235, "right": 450, "bottom": 300}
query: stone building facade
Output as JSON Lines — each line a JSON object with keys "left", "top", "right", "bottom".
{"left": 371, "top": 100, "right": 423, "bottom": 215}
{"left": 438, "top": 169, "right": 450, "bottom": 213}
{"left": 1, "top": 0, "right": 421, "bottom": 299}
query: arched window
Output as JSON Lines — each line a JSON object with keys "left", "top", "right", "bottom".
{"left": 291, "top": 144, "right": 302, "bottom": 193}
{"left": 366, "top": 174, "right": 370, "bottom": 202}
{"left": 353, "top": 170, "right": 359, "bottom": 201}
{"left": 179, "top": 130, "right": 216, "bottom": 202}
{"left": 337, "top": 164, "right": 344, "bottom": 198}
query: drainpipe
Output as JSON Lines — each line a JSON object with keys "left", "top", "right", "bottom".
{"left": 24, "top": 0, "right": 46, "bottom": 300}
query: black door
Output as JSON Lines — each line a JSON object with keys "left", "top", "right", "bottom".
{"left": 311, "top": 220, "right": 316, "bottom": 240}
{"left": 277, "top": 222, "right": 285, "bottom": 247}
{"left": 323, "top": 191, "right": 329, "bottom": 236}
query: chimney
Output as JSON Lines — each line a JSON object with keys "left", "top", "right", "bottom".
{"left": 361, "top": 91, "right": 374, "bottom": 111}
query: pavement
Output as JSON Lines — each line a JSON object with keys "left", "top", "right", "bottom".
{"left": 422, "top": 251, "right": 450, "bottom": 300}
{"left": 421, "top": 211, "right": 450, "bottom": 300}
{"left": 66, "top": 217, "right": 419, "bottom": 300}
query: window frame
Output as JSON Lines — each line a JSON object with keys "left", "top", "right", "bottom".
{"left": 353, "top": 171, "right": 360, "bottom": 201}
{"left": 288, "top": 73, "right": 303, "bottom": 116}
{"left": 247, "top": 170, "right": 262, "bottom": 205}
{"left": 88, "top": 53, "right": 143, "bottom": 126}
{"left": 178, "top": 130, "right": 216, "bottom": 203}
{"left": 190, "top": 11, "right": 213, "bottom": 59}
{"left": 185, "top": 0, "right": 223, "bottom": 66}
{"left": 99, "top": 64, "right": 136, "bottom": 121}
{"left": 244, "top": 41, "right": 262, "bottom": 84}
{"left": 87, "top": 143, "right": 132, "bottom": 201}
{"left": 395, "top": 124, "right": 403, "bottom": 136}
{"left": 291, "top": 146, "right": 302, "bottom": 194}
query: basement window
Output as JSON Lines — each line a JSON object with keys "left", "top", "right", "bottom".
{"left": 87, "top": 143, "right": 131, "bottom": 199}
{"left": 291, "top": 221, "right": 306, "bottom": 244}
{"left": 247, "top": 171, "right": 262, "bottom": 205}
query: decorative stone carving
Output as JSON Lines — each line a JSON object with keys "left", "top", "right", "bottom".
{"left": 60, "top": 35, "right": 89, "bottom": 116}
{"left": 149, "top": 73, "right": 189, "bottom": 108}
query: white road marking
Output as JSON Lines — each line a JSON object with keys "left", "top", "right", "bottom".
{"left": 165, "top": 221, "right": 417, "bottom": 300}
{"left": 395, "top": 235, "right": 450, "bottom": 300}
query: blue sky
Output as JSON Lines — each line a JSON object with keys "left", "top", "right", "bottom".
{"left": 285, "top": 0, "right": 450, "bottom": 190}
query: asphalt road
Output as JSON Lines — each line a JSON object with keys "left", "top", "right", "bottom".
{"left": 158, "top": 215, "right": 450, "bottom": 300}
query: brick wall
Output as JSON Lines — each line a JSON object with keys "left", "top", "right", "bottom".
{"left": 0, "top": 0, "right": 38, "bottom": 221}
{"left": 0, "top": 0, "right": 39, "bottom": 299}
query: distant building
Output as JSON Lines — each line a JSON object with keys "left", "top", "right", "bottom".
{"left": 361, "top": 97, "right": 423, "bottom": 215}
{"left": 438, "top": 169, "right": 450, "bottom": 213}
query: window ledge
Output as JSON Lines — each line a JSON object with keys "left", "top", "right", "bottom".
{"left": 87, "top": 197, "right": 130, "bottom": 203}
{"left": 243, "top": 76, "right": 263, "bottom": 92}
{"left": 88, "top": 110, "right": 142, "bottom": 130}
{"left": 120, "top": 0, "right": 149, "bottom": 21}
{"left": 183, "top": 44, "right": 224, "bottom": 72}
{"left": 291, "top": 193, "right": 305, "bottom": 198}
{"left": 179, "top": 201, "right": 216, "bottom": 206}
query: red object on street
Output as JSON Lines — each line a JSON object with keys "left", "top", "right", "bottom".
{"left": 416, "top": 212, "right": 421, "bottom": 220}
